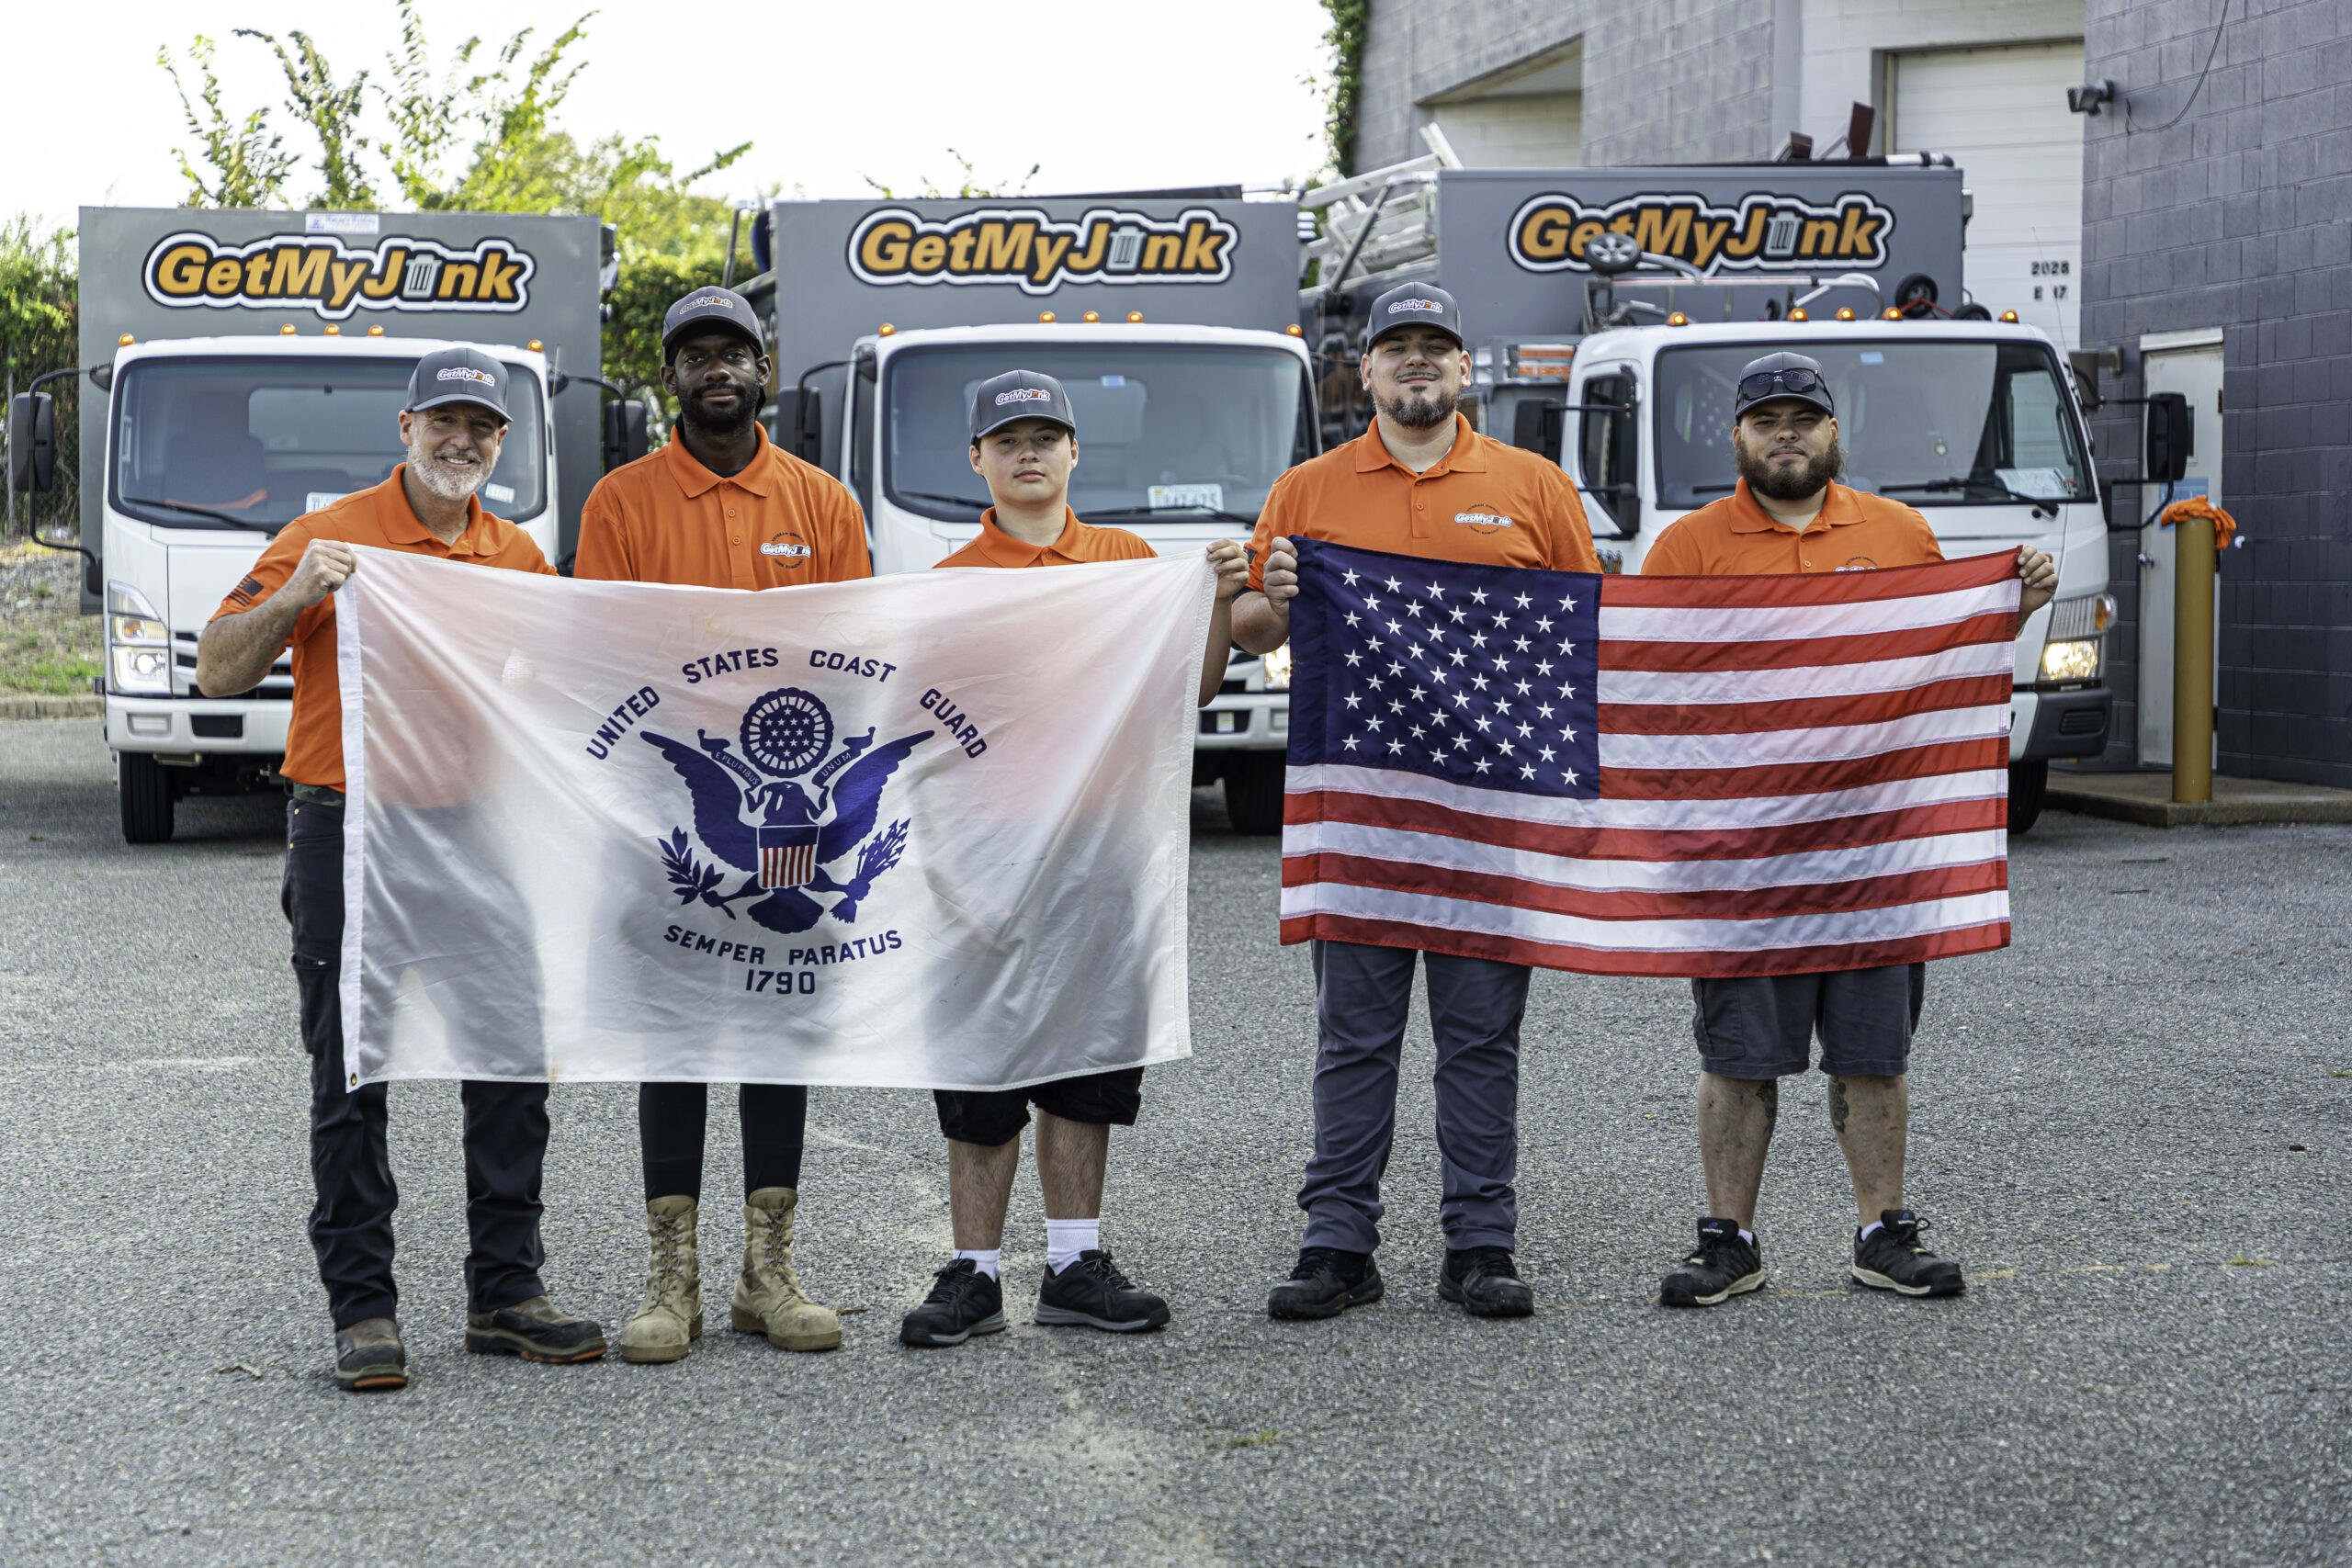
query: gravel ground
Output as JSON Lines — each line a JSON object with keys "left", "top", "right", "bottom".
{"left": 1, "top": 717, "right": 2346, "bottom": 1566}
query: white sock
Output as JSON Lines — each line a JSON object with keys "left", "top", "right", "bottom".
{"left": 1738, "top": 1229, "right": 1755, "bottom": 1247}
{"left": 1858, "top": 1221, "right": 1883, "bottom": 1241}
{"left": 1046, "top": 1218, "right": 1100, "bottom": 1274}
{"left": 954, "top": 1248, "right": 1001, "bottom": 1280}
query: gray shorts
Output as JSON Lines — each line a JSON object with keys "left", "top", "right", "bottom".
{"left": 1690, "top": 964, "right": 1925, "bottom": 1080}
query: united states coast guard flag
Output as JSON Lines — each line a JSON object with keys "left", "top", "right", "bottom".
{"left": 1280, "top": 539, "right": 2021, "bottom": 977}
{"left": 334, "top": 547, "right": 1213, "bottom": 1088}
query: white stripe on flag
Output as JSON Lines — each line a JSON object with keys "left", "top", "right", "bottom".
{"left": 1286, "top": 819, "right": 2007, "bottom": 895}
{"left": 1595, "top": 640, "right": 2015, "bottom": 706}
{"left": 1278, "top": 880, "right": 2011, "bottom": 953}
{"left": 1595, "top": 704, "right": 2008, "bottom": 770}
{"left": 1597, "top": 580, "right": 2018, "bottom": 645}
{"left": 1284, "top": 762, "right": 2007, "bottom": 829}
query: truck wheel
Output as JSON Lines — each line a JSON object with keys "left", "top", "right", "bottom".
{"left": 119, "top": 751, "right": 177, "bottom": 844}
{"left": 2008, "top": 760, "right": 2048, "bottom": 835}
{"left": 1224, "top": 753, "right": 1289, "bottom": 836}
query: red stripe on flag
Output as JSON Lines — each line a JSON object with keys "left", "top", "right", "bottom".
{"left": 1283, "top": 852, "right": 2007, "bottom": 922}
{"left": 1277, "top": 911, "right": 2013, "bottom": 976}
{"left": 1600, "top": 613, "right": 2019, "bottom": 673}
{"left": 1289, "top": 789, "right": 2007, "bottom": 862}
{"left": 1599, "top": 547, "right": 2023, "bottom": 609}
{"left": 1598, "top": 738, "right": 2008, "bottom": 802}
{"left": 1597, "top": 673, "right": 2013, "bottom": 736}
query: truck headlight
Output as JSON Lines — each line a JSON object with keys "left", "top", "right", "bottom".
{"left": 110, "top": 645, "right": 172, "bottom": 693}
{"left": 2040, "top": 638, "right": 2102, "bottom": 682}
{"left": 110, "top": 615, "right": 167, "bottom": 645}
{"left": 1262, "top": 642, "right": 1292, "bottom": 690}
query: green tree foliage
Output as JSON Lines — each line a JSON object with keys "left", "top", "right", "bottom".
{"left": 1318, "top": 0, "right": 1369, "bottom": 178}
{"left": 0, "top": 219, "right": 80, "bottom": 538}
{"left": 862, "top": 149, "right": 1037, "bottom": 201}
{"left": 159, "top": 36, "right": 296, "bottom": 208}
{"left": 241, "top": 28, "right": 378, "bottom": 209}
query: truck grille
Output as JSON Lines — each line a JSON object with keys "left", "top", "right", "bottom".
{"left": 173, "top": 632, "right": 294, "bottom": 699}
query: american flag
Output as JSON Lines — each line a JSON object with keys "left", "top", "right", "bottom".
{"left": 758, "top": 824, "right": 820, "bottom": 890}
{"left": 1281, "top": 539, "right": 2020, "bottom": 978}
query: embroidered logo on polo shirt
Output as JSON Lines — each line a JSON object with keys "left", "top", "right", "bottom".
{"left": 1837, "top": 557, "right": 1880, "bottom": 571}
{"left": 761, "top": 531, "right": 811, "bottom": 564}
{"left": 1452, "top": 507, "right": 1513, "bottom": 534}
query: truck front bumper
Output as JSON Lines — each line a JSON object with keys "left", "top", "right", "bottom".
{"left": 106, "top": 692, "right": 290, "bottom": 758}
{"left": 1196, "top": 692, "right": 1290, "bottom": 750}
{"left": 2012, "top": 685, "right": 2111, "bottom": 762}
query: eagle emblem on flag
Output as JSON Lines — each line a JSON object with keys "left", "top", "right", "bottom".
{"left": 644, "top": 686, "right": 933, "bottom": 935}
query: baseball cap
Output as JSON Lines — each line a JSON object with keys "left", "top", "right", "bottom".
{"left": 1365, "top": 282, "right": 1464, "bottom": 351}
{"left": 662, "top": 286, "right": 765, "bottom": 358}
{"left": 1733, "top": 352, "right": 1836, "bottom": 419}
{"left": 404, "top": 346, "right": 510, "bottom": 422}
{"left": 970, "top": 369, "right": 1077, "bottom": 443}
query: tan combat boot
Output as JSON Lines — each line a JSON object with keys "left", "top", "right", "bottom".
{"left": 619, "top": 1195, "right": 701, "bottom": 1364}
{"left": 730, "top": 1187, "right": 842, "bottom": 1351}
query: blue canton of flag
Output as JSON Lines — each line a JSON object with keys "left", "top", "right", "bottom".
{"left": 1286, "top": 539, "right": 1603, "bottom": 799}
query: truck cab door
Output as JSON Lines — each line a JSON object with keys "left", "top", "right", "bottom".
{"left": 1571, "top": 370, "right": 1640, "bottom": 537}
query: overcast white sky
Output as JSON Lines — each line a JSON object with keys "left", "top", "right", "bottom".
{"left": 10, "top": 0, "right": 1334, "bottom": 231}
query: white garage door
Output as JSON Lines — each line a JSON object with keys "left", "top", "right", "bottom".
{"left": 1891, "top": 40, "right": 2086, "bottom": 347}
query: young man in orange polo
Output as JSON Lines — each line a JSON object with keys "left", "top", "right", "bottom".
{"left": 197, "top": 347, "right": 605, "bottom": 1392}
{"left": 575, "top": 287, "right": 869, "bottom": 1365}
{"left": 898, "top": 368, "right": 1249, "bottom": 1348}
{"left": 1642, "top": 351, "right": 2056, "bottom": 1308}
{"left": 1234, "top": 283, "right": 1602, "bottom": 1322}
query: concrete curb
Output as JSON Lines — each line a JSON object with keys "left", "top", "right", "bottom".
{"left": 0, "top": 694, "right": 102, "bottom": 721}
{"left": 2049, "top": 771, "right": 2352, "bottom": 828}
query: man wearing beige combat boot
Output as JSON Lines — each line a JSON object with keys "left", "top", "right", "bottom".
{"left": 574, "top": 287, "right": 860, "bottom": 1363}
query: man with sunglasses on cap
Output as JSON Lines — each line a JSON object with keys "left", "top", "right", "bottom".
{"left": 576, "top": 286, "right": 871, "bottom": 1365}
{"left": 197, "top": 347, "right": 606, "bottom": 1392}
{"left": 897, "top": 369, "right": 1250, "bottom": 1348}
{"left": 1233, "top": 283, "right": 1601, "bottom": 1324}
{"left": 1641, "top": 350, "right": 2055, "bottom": 1308}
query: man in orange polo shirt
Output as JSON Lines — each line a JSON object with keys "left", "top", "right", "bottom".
{"left": 575, "top": 286, "right": 865, "bottom": 1366}
{"left": 898, "top": 369, "right": 1249, "bottom": 1348}
{"left": 1643, "top": 351, "right": 2055, "bottom": 1310}
{"left": 197, "top": 347, "right": 605, "bottom": 1393}
{"left": 1233, "top": 283, "right": 1601, "bottom": 1323}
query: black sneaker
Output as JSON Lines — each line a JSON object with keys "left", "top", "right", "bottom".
{"left": 464, "top": 1295, "right": 606, "bottom": 1363}
{"left": 1266, "top": 1247, "right": 1384, "bottom": 1320}
{"left": 334, "top": 1316, "right": 407, "bottom": 1393}
{"left": 899, "top": 1258, "right": 1008, "bottom": 1348}
{"left": 1660, "top": 1218, "right": 1767, "bottom": 1308}
{"left": 1437, "top": 1247, "right": 1534, "bottom": 1318}
{"left": 1035, "top": 1250, "right": 1171, "bottom": 1333}
{"left": 1851, "top": 1210, "right": 1965, "bottom": 1297}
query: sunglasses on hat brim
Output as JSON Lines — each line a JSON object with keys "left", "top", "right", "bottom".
{"left": 1737, "top": 367, "right": 1829, "bottom": 403}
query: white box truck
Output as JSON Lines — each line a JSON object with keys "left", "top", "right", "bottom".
{"left": 1304, "top": 160, "right": 2118, "bottom": 831}
{"left": 9, "top": 207, "right": 615, "bottom": 843}
{"left": 737, "top": 191, "right": 1317, "bottom": 832}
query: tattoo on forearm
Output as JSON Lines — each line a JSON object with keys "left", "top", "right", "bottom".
{"left": 1828, "top": 1077, "right": 1850, "bottom": 1135}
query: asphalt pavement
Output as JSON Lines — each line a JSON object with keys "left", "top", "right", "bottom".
{"left": 1, "top": 716, "right": 2346, "bottom": 1566}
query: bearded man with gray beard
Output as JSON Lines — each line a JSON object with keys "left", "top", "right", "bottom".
{"left": 198, "top": 347, "right": 606, "bottom": 1392}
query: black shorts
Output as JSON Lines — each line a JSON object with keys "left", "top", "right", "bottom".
{"left": 933, "top": 1068, "right": 1145, "bottom": 1147}
{"left": 1690, "top": 964, "right": 1925, "bottom": 1080}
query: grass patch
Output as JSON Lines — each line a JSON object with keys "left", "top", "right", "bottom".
{"left": 6, "top": 655, "right": 99, "bottom": 694}
{"left": 1215, "top": 1429, "right": 1282, "bottom": 1450}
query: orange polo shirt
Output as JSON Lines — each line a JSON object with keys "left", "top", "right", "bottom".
{"left": 1247, "top": 414, "right": 1600, "bottom": 587}
{"left": 1643, "top": 479, "right": 1943, "bottom": 577}
{"left": 209, "top": 468, "right": 553, "bottom": 790}
{"left": 574, "top": 423, "right": 872, "bottom": 590}
{"left": 933, "top": 507, "right": 1155, "bottom": 570}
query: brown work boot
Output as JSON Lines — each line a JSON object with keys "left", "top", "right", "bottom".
{"left": 620, "top": 1195, "right": 701, "bottom": 1364}
{"left": 464, "top": 1295, "right": 605, "bottom": 1363}
{"left": 730, "top": 1187, "right": 841, "bottom": 1351}
{"left": 334, "top": 1317, "right": 407, "bottom": 1393}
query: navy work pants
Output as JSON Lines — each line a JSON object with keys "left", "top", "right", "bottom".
{"left": 1297, "top": 940, "right": 1532, "bottom": 1254}
{"left": 285, "top": 798, "right": 549, "bottom": 1328}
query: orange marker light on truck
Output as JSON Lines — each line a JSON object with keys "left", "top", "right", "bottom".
{"left": 1082, "top": 310, "right": 1101, "bottom": 322}
{"left": 323, "top": 325, "right": 340, "bottom": 336}
{"left": 526, "top": 339, "right": 542, "bottom": 352}
{"left": 119, "top": 333, "right": 134, "bottom": 346}
{"left": 1286, "top": 323, "right": 1303, "bottom": 336}
{"left": 1788, "top": 309, "right": 1809, "bottom": 321}
{"left": 1667, "top": 311, "right": 1690, "bottom": 326}
{"left": 1836, "top": 307, "right": 1856, "bottom": 321}
{"left": 1038, "top": 311, "right": 1056, "bottom": 323}
{"left": 878, "top": 323, "right": 895, "bottom": 336}
{"left": 2000, "top": 310, "right": 2020, "bottom": 322}
{"left": 1883, "top": 308, "right": 1902, "bottom": 320}
{"left": 1127, "top": 311, "right": 1144, "bottom": 323}
{"left": 368, "top": 325, "right": 384, "bottom": 336}
{"left": 279, "top": 323, "right": 297, "bottom": 334}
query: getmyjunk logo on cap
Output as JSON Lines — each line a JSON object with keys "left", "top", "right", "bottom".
{"left": 1389, "top": 297, "right": 1446, "bottom": 315}
{"left": 994, "top": 388, "right": 1052, "bottom": 406}
{"left": 437, "top": 366, "right": 497, "bottom": 385}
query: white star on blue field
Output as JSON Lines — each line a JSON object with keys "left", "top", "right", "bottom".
{"left": 1288, "top": 539, "right": 1603, "bottom": 800}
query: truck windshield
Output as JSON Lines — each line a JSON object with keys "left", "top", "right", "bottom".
{"left": 109, "top": 355, "right": 547, "bottom": 531}
{"left": 883, "top": 344, "right": 1312, "bottom": 523}
{"left": 1653, "top": 340, "right": 2090, "bottom": 512}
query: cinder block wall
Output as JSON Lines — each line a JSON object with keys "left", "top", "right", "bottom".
{"left": 2081, "top": 0, "right": 2352, "bottom": 785}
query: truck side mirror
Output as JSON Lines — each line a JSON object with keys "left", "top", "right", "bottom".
{"left": 602, "top": 400, "right": 648, "bottom": 473}
{"left": 2144, "top": 391, "right": 2191, "bottom": 484}
{"left": 1510, "top": 399, "right": 1566, "bottom": 462}
{"left": 8, "top": 392, "right": 55, "bottom": 494}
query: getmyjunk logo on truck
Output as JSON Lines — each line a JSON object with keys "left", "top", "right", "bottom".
{"left": 848, "top": 205, "right": 1239, "bottom": 295}
{"left": 141, "top": 229, "right": 538, "bottom": 318}
{"left": 1508, "top": 188, "right": 1896, "bottom": 275}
